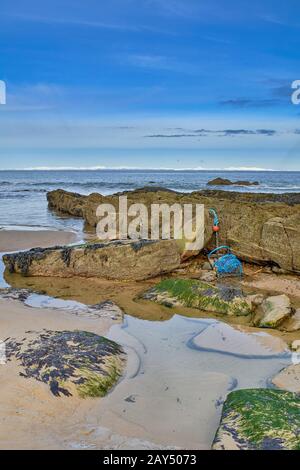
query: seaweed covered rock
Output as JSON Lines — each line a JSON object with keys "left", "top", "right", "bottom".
{"left": 3, "top": 239, "right": 181, "bottom": 281}
{"left": 5, "top": 330, "right": 125, "bottom": 398}
{"left": 143, "top": 278, "right": 252, "bottom": 316}
{"left": 213, "top": 389, "right": 300, "bottom": 450}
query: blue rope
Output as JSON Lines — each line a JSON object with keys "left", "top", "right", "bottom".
{"left": 209, "top": 208, "right": 219, "bottom": 227}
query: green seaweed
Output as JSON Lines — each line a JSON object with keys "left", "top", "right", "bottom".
{"left": 215, "top": 389, "right": 300, "bottom": 450}
{"left": 153, "top": 279, "right": 251, "bottom": 316}
{"left": 78, "top": 360, "right": 122, "bottom": 398}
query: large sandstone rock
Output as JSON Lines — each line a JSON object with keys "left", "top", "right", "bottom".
{"left": 258, "top": 294, "right": 291, "bottom": 328}
{"left": 3, "top": 239, "right": 181, "bottom": 281}
{"left": 213, "top": 389, "right": 300, "bottom": 450}
{"left": 47, "top": 189, "right": 300, "bottom": 273}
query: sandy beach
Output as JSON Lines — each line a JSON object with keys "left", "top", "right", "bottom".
{"left": 0, "top": 296, "right": 121, "bottom": 450}
{"left": 0, "top": 229, "right": 78, "bottom": 252}
{"left": 0, "top": 228, "right": 297, "bottom": 450}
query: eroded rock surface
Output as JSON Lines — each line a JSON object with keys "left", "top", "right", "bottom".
{"left": 213, "top": 389, "right": 300, "bottom": 450}
{"left": 47, "top": 189, "right": 300, "bottom": 273}
{"left": 3, "top": 239, "right": 181, "bottom": 281}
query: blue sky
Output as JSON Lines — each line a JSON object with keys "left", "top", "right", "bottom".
{"left": 0, "top": 0, "right": 300, "bottom": 170}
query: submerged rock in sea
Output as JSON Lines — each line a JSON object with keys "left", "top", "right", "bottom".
{"left": 2, "top": 239, "right": 181, "bottom": 281}
{"left": 143, "top": 278, "right": 252, "bottom": 316}
{"left": 47, "top": 188, "right": 300, "bottom": 274}
{"left": 212, "top": 389, "right": 300, "bottom": 450}
{"left": 5, "top": 330, "right": 125, "bottom": 398}
{"left": 207, "top": 177, "right": 259, "bottom": 186}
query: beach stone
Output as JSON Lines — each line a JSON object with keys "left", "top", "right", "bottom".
{"left": 281, "top": 309, "right": 300, "bottom": 332}
{"left": 259, "top": 294, "right": 291, "bottom": 328}
{"left": 212, "top": 389, "right": 300, "bottom": 450}
{"left": 5, "top": 330, "right": 125, "bottom": 398}
{"left": 47, "top": 189, "right": 300, "bottom": 274}
{"left": 3, "top": 239, "right": 181, "bottom": 281}
{"left": 272, "top": 365, "right": 300, "bottom": 394}
{"left": 143, "top": 278, "right": 252, "bottom": 316}
{"left": 245, "top": 293, "right": 264, "bottom": 306}
{"left": 200, "top": 270, "right": 217, "bottom": 282}
{"left": 291, "top": 340, "right": 300, "bottom": 352}
{"left": 202, "top": 262, "right": 212, "bottom": 270}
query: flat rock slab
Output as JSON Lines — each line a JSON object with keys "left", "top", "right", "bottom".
{"left": 5, "top": 329, "right": 125, "bottom": 398}
{"left": 213, "top": 389, "right": 300, "bottom": 450}
{"left": 143, "top": 278, "right": 252, "bottom": 316}
{"left": 3, "top": 239, "right": 181, "bottom": 281}
{"left": 272, "top": 364, "right": 300, "bottom": 394}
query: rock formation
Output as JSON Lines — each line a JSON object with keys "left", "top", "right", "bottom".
{"left": 207, "top": 177, "right": 259, "bottom": 186}
{"left": 3, "top": 239, "right": 181, "bottom": 281}
{"left": 47, "top": 188, "right": 300, "bottom": 274}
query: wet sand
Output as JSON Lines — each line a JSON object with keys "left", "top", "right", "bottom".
{"left": 0, "top": 297, "right": 291, "bottom": 450}
{"left": 0, "top": 297, "right": 118, "bottom": 450}
{"left": 0, "top": 229, "right": 78, "bottom": 252}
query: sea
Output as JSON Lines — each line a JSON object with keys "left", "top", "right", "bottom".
{"left": 0, "top": 169, "right": 299, "bottom": 231}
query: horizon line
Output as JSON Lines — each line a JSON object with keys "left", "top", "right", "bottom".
{"left": 0, "top": 166, "right": 292, "bottom": 172}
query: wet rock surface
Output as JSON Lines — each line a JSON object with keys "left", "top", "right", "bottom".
{"left": 2, "top": 239, "right": 181, "bottom": 281}
{"left": 47, "top": 188, "right": 300, "bottom": 273}
{"left": 143, "top": 278, "right": 252, "bottom": 316}
{"left": 213, "top": 389, "right": 300, "bottom": 450}
{"left": 5, "top": 330, "right": 125, "bottom": 398}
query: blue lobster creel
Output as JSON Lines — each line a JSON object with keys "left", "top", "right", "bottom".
{"left": 208, "top": 246, "right": 243, "bottom": 277}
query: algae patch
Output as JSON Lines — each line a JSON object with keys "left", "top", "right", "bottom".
{"left": 144, "top": 278, "right": 251, "bottom": 316}
{"left": 213, "top": 389, "right": 300, "bottom": 450}
{"left": 5, "top": 330, "right": 125, "bottom": 398}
